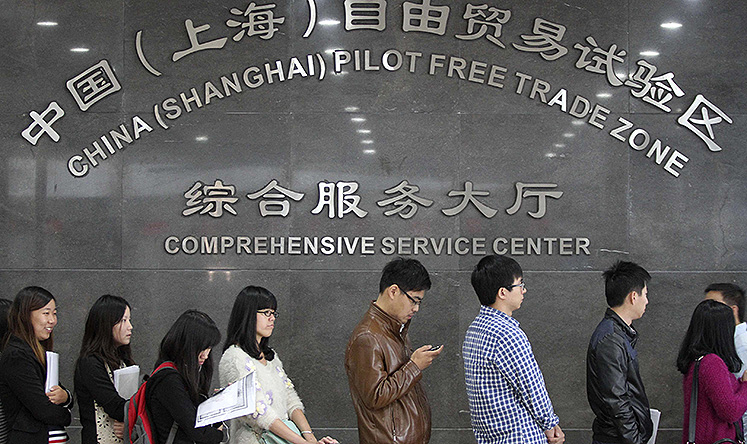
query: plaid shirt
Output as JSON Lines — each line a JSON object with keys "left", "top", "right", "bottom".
{"left": 463, "top": 305, "right": 560, "bottom": 444}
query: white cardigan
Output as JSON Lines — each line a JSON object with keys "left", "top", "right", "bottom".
{"left": 219, "top": 345, "right": 305, "bottom": 444}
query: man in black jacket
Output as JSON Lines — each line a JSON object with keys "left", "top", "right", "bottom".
{"left": 586, "top": 261, "right": 654, "bottom": 444}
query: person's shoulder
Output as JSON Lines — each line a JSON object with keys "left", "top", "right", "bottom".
{"left": 221, "top": 344, "right": 247, "bottom": 361}
{"left": 0, "top": 337, "right": 35, "bottom": 364}
{"left": 75, "top": 354, "right": 106, "bottom": 377}
{"left": 700, "top": 353, "right": 728, "bottom": 369}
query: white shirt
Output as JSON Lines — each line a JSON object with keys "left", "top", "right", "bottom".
{"left": 733, "top": 322, "right": 747, "bottom": 378}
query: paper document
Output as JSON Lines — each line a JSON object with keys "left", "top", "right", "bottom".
{"left": 45, "top": 351, "right": 59, "bottom": 393}
{"left": 113, "top": 365, "right": 141, "bottom": 399}
{"left": 647, "top": 408, "right": 661, "bottom": 444}
{"left": 195, "top": 372, "right": 256, "bottom": 428}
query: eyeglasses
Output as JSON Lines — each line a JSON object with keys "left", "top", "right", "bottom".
{"left": 258, "top": 310, "right": 279, "bottom": 319}
{"left": 401, "top": 288, "right": 423, "bottom": 306}
{"left": 506, "top": 282, "right": 526, "bottom": 291}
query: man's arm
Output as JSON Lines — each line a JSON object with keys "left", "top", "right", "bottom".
{"left": 346, "top": 333, "right": 422, "bottom": 410}
{"left": 503, "top": 333, "right": 560, "bottom": 431}
{"left": 593, "top": 337, "right": 643, "bottom": 444}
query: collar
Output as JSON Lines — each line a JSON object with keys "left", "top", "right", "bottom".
{"left": 604, "top": 308, "right": 637, "bottom": 342}
{"left": 368, "top": 301, "right": 410, "bottom": 336}
{"left": 479, "top": 305, "right": 520, "bottom": 327}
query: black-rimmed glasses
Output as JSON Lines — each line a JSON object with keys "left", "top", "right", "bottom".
{"left": 401, "top": 289, "right": 423, "bottom": 306}
{"left": 258, "top": 309, "right": 279, "bottom": 319}
{"left": 506, "top": 282, "right": 526, "bottom": 291}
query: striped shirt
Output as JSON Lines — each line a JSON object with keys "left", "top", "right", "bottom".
{"left": 463, "top": 305, "right": 559, "bottom": 444}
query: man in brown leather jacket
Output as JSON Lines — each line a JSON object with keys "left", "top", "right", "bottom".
{"left": 345, "top": 258, "right": 443, "bottom": 444}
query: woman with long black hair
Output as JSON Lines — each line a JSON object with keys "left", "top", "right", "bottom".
{"left": 74, "top": 295, "right": 135, "bottom": 444}
{"left": 219, "top": 286, "right": 337, "bottom": 444}
{"left": 146, "top": 310, "right": 226, "bottom": 444}
{"left": 0, "top": 286, "right": 72, "bottom": 444}
{"left": 677, "top": 299, "right": 747, "bottom": 444}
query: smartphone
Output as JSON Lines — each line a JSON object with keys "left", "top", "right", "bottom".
{"left": 429, "top": 344, "right": 443, "bottom": 351}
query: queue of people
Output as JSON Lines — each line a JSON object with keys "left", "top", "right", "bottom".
{"left": 0, "top": 257, "right": 744, "bottom": 444}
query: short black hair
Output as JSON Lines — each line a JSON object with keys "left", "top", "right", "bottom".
{"left": 471, "top": 255, "right": 523, "bottom": 306}
{"left": 705, "top": 283, "right": 746, "bottom": 323}
{"left": 603, "top": 261, "right": 651, "bottom": 308}
{"left": 379, "top": 257, "right": 431, "bottom": 293}
{"left": 676, "top": 299, "right": 741, "bottom": 374}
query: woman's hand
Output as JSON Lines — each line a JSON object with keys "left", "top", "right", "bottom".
{"left": 46, "top": 385, "right": 68, "bottom": 405}
{"left": 317, "top": 437, "right": 338, "bottom": 444}
{"left": 113, "top": 421, "right": 124, "bottom": 439}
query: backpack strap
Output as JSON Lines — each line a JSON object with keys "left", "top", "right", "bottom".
{"left": 148, "top": 362, "right": 179, "bottom": 444}
{"left": 165, "top": 421, "right": 178, "bottom": 444}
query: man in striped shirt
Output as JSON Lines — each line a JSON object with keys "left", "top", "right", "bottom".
{"left": 463, "top": 255, "right": 565, "bottom": 444}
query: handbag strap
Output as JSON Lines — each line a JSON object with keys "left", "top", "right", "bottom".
{"left": 688, "top": 357, "right": 702, "bottom": 444}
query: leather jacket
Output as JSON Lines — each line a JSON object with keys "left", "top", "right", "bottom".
{"left": 587, "top": 309, "right": 653, "bottom": 444}
{"left": 345, "top": 302, "right": 431, "bottom": 444}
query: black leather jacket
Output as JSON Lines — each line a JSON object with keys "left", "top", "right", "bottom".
{"left": 587, "top": 309, "right": 653, "bottom": 444}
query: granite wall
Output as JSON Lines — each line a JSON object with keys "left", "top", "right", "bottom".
{"left": 1, "top": 0, "right": 745, "bottom": 442}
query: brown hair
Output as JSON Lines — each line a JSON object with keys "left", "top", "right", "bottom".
{"left": 8, "top": 286, "right": 56, "bottom": 365}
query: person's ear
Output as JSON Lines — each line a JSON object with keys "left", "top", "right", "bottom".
{"left": 628, "top": 290, "right": 638, "bottom": 305}
{"left": 496, "top": 288, "right": 506, "bottom": 301}
{"left": 387, "top": 285, "right": 399, "bottom": 300}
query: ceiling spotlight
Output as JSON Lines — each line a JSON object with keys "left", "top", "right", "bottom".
{"left": 70, "top": 47, "right": 90, "bottom": 52}
{"left": 37, "top": 21, "right": 58, "bottom": 26}
{"left": 640, "top": 51, "right": 660, "bottom": 57}
{"left": 363, "top": 149, "right": 376, "bottom": 154}
{"left": 351, "top": 117, "right": 366, "bottom": 122}
{"left": 319, "top": 19, "right": 341, "bottom": 26}
{"left": 554, "top": 144, "right": 566, "bottom": 148}
{"left": 596, "top": 93, "right": 612, "bottom": 98}
{"left": 660, "top": 22, "right": 683, "bottom": 29}
{"left": 357, "top": 129, "right": 371, "bottom": 134}
{"left": 195, "top": 136, "right": 208, "bottom": 142}
{"left": 361, "top": 140, "right": 374, "bottom": 144}
{"left": 345, "top": 106, "right": 360, "bottom": 112}
{"left": 563, "top": 133, "right": 575, "bottom": 138}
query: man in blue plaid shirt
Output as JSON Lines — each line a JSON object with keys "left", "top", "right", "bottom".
{"left": 463, "top": 255, "right": 565, "bottom": 444}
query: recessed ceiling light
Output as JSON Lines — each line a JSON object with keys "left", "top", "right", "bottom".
{"left": 357, "top": 129, "right": 371, "bottom": 134}
{"left": 319, "top": 19, "right": 341, "bottom": 26}
{"left": 640, "top": 51, "right": 660, "bottom": 57}
{"left": 596, "top": 93, "right": 612, "bottom": 98}
{"left": 553, "top": 144, "right": 566, "bottom": 148}
{"left": 195, "top": 136, "right": 208, "bottom": 142}
{"left": 363, "top": 149, "right": 376, "bottom": 154}
{"left": 351, "top": 117, "right": 366, "bottom": 122}
{"left": 545, "top": 152, "right": 558, "bottom": 158}
{"left": 37, "top": 21, "right": 58, "bottom": 26}
{"left": 660, "top": 22, "right": 682, "bottom": 29}
{"left": 70, "top": 47, "right": 90, "bottom": 53}
{"left": 563, "top": 133, "right": 575, "bottom": 138}
{"left": 361, "top": 140, "right": 374, "bottom": 144}
{"left": 345, "top": 106, "right": 359, "bottom": 112}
